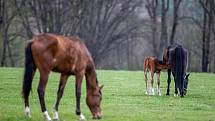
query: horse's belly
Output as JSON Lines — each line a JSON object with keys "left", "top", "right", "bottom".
{"left": 52, "top": 59, "right": 75, "bottom": 74}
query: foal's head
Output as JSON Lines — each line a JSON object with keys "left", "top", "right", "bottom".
{"left": 86, "top": 85, "right": 103, "bottom": 119}
{"left": 183, "top": 74, "right": 190, "bottom": 95}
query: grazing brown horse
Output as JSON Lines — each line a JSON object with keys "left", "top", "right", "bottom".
{"left": 22, "top": 33, "right": 103, "bottom": 121}
{"left": 143, "top": 57, "right": 169, "bottom": 96}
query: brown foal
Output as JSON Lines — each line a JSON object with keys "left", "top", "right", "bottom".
{"left": 22, "top": 33, "right": 103, "bottom": 120}
{"left": 143, "top": 57, "right": 169, "bottom": 96}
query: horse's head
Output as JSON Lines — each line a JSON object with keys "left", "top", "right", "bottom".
{"left": 86, "top": 85, "right": 103, "bottom": 119}
{"left": 162, "top": 49, "right": 169, "bottom": 64}
{"left": 183, "top": 74, "right": 190, "bottom": 95}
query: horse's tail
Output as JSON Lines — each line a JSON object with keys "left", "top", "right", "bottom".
{"left": 175, "top": 46, "right": 184, "bottom": 88}
{"left": 22, "top": 41, "right": 36, "bottom": 99}
{"left": 143, "top": 57, "right": 149, "bottom": 72}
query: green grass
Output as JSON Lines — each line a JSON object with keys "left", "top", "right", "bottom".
{"left": 0, "top": 67, "right": 215, "bottom": 121}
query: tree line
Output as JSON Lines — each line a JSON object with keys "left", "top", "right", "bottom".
{"left": 0, "top": 0, "right": 214, "bottom": 72}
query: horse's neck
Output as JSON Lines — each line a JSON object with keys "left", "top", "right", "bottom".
{"left": 85, "top": 65, "right": 98, "bottom": 92}
{"left": 157, "top": 62, "right": 168, "bottom": 69}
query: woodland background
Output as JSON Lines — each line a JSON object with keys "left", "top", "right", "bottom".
{"left": 0, "top": 0, "right": 214, "bottom": 72}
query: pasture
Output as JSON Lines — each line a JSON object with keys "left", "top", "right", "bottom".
{"left": 0, "top": 67, "right": 215, "bottom": 121}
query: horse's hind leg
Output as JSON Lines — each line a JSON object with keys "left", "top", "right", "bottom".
{"left": 37, "top": 71, "right": 51, "bottom": 121}
{"left": 144, "top": 69, "right": 148, "bottom": 94}
{"left": 157, "top": 72, "right": 161, "bottom": 96}
{"left": 75, "top": 73, "right": 85, "bottom": 120}
{"left": 166, "top": 69, "right": 171, "bottom": 96}
{"left": 174, "top": 82, "right": 178, "bottom": 97}
{"left": 53, "top": 73, "right": 69, "bottom": 120}
{"left": 149, "top": 71, "right": 155, "bottom": 95}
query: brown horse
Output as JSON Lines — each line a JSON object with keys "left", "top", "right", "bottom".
{"left": 22, "top": 33, "right": 103, "bottom": 121}
{"left": 143, "top": 57, "right": 169, "bottom": 96}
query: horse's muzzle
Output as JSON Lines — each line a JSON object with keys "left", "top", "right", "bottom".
{"left": 184, "top": 89, "right": 187, "bottom": 95}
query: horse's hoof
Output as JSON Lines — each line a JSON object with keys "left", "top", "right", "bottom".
{"left": 180, "top": 95, "right": 184, "bottom": 98}
{"left": 79, "top": 113, "right": 86, "bottom": 121}
{"left": 145, "top": 91, "right": 148, "bottom": 95}
{"left": 24, "top": 107, "right": 31, "bottom": 118}
{"left": 158, "top": 93, "right": 162, "bottom": 96}
{"left": 43, "top": 111, "right": 52, "bottom": 121}
{"left": 52, "top": 109, "right": 59, "bottom": 120}
{"left": 25, "top": 113, "right": 31, "bottom": 118}
{"left": 174, "top": 94, "right": 178, "bottom": 97}
{"left": 53, "top": 117, "right": 59, "bottom": 120}
{"left": 166, "top": 93, "right": 170, "bottom": 96}
{"left": 53, "top": 118, "right": 59, "bottom": 121}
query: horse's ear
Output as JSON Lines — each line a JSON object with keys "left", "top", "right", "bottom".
{"left": 93, "top": 85, "right": 104, "bottom": 95}
{"left": 186, "top": 74, "right": 190, "bottom": 79}
{"left": 186, "top": 74, "right": 190, "bottom": 78}
{"left": 99, "top": 85, "right": 104, "bottom": 90}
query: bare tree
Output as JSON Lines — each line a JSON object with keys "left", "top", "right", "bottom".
{"left": 0, "top": 0, "right": 16, "bottom": 66}
{"left": 145, "top": 0, "right": 159, "bottom": 57}
{"left": 0, "top": 0, "right": 3, "bottom": 26}
{"left": 169, "top": 0, "right": 182, "bottom": 44}
{"left": 12, "top": 0, "right": 143, "bottom": 66}
{"left": 199, "top": 0, "right": 214, "bottom": 72}
{"left": 68, "top": 0, "right": 143, "bottom": 65}
{"left": 160, "top": 0, "right": 169, "bottom": 48}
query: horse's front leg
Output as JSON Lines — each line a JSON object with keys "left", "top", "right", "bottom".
{"left": 166, "top": 69, "right": 171, "bottom": 96}
{"left": 75, "top": 74, "right": 85, "bottom": 120}
{"left": 53, "top": 73, "right": 69, "bottom": 120}
{"left": 144, "top": 69, "right": 148, "bottom": 94}
{"left": 157, "top": 72, "right": 161, "bottom": 96}
{"left": 37, "top": 72, "right": 51, "bottom": 121}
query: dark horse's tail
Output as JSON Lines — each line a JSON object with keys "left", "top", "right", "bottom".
{"left": 22, "top": 42, "right": 36, "bottom": 99}
{"left": 175, "top": 45, "right": 184, "bottom": 89}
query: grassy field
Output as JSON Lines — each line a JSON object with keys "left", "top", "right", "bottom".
{"left": 0, "top": 67, "right": 215, "bottom": 121}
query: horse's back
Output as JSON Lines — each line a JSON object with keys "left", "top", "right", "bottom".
{"left": 30, "top": 33, "right": 91, "bottom": 74}
{"left": 144, "top": 57, "right": 156, "bottom": 70}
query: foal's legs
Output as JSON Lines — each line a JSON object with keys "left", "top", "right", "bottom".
{"left": 37, "top": 71, "right": 51, "bottom": 121}
{"left": 53, "top": 73, "right": 69, "bottom": 120}
{"left": 75, "top": 73, "right": 85, "bottom": 120}
{"left": 150, "top": 71, "right": 155, "bottom": 95}
{"left": 166, "top": 69, "right": 171, "bottom": 96}
{"left": 157, "top": 72, "right": 161, "bottom": 96}
{"left": 144, "top": 69, "right": 148, "bottom": 94}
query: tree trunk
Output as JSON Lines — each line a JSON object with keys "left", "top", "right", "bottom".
{"left": 145, "top": 0, "right": 159, "bottom": 56}
{"left": 0, "top": 0, "right": 3, "bottom": 26}
{"left": 169, "top": 0, "right": 182, "bottom": 45}
{"left": 160, "top": 0, "right": 169, "bottom": 53}
{"left": 200, "top": 0, "right": 212, "bottom": 72}
{"left": 0, "top": 0, "right": 6, "bottom": 66}
{"left": 152, "top": 12, "right": 159, "bottom": 56}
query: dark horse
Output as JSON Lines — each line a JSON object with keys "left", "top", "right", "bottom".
{"left": 22, "top": 33, "right": 103, "bottom": 120}
{"left": 163, "top": 44, "right": 190, "bottom": 97}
